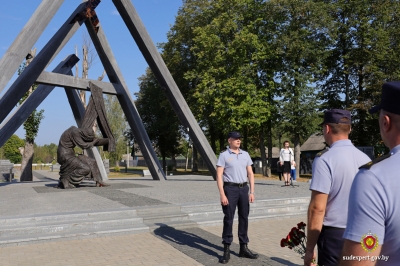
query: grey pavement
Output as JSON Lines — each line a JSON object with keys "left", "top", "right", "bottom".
{"left": 0, "top": 170, "right": 311, "bottom": 265}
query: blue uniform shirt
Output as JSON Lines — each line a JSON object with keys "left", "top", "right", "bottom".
{"left": 217, "top": 147, "right": 252, "bottom": 183}
{"left": 344, "top": 145, "right": 400, "bottom": 265}
{"left": 310, "top": 139, "right": 371, "bottom": 228}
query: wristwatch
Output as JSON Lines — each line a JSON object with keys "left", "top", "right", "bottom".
{"left": 250, "top": 192, "right": 254, "bottom": 195}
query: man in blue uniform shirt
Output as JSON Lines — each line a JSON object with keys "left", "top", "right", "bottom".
{"left": 304, "top": 109, "right": 370, "bottom": 266}
{"left": 216, "top": 131, "right": 258, "bottom": 264}
{"left": 341, "top": 82, "right": 400, "bottom": 265}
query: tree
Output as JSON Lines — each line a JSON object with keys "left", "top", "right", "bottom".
{"left": 102, "top": 94, "right": 127, "bottom": 165}
{"left": 176, "top": 0, "right": 273, "bottom": 154}
{"left": 2, "top": 135, "right": 25, "bottom": 164}
{"left": 18, "top": 49, "right": 45, "bottom": 181}
{"left": 268, "top": 0, "right": 329, "bottom": 176}
{"left": 133, "top": 68, "right": 183, "bottom": 172}
{"left": 318, "top": 0, "right": 400, "bottom": 153}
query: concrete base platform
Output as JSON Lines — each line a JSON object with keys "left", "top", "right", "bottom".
{"left": 0, "top": 171, "right": 311, "bottom": 245}
{"left": 0, "top": 170, "right": 311, "bottom": 265}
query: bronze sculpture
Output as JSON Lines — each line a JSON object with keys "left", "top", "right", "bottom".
{"left": 57, "top": 82, "right": 115, "bottom": 189}
{"left": 57, "top": 126, "right": 109, "bottom": 188}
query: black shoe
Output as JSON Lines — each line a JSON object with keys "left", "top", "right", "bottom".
{"left": 219, "top": 244, "right": 230, "bottom": 264}
{"left": 239, "top": 244, "right": 259, "bottom": 259}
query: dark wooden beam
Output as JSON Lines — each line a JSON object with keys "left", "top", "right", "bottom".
{"left": 0, "top": 0, "right": 64, "bottom": 94}
{"left": 0, "top": 55, "right": 79, "bottom": 147}
{"left": 112, "top": 0, "right": 217, "bottom": 179}
{"left": 85, "top": 20, "right": 166, "bottom": 181}
{"left": 36, "top": 72, "right": 118, "bottom": 95}
{"left": 0, "top": 2, "right": 93, "bottom": 124}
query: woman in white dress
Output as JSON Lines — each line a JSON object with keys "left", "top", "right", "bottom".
{"left": 279, "top": 141, "right": 295, "bottom": 186}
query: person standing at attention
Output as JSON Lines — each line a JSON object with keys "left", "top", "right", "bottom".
{"left": 303, "top": 109, "right": 370, "bottom": 266}
{"left": 216, "top": 131, "right": 258, "bottom": 264}
{"left": 341, "top": 82, "right": 400, "bottom": 265}
{"left": 280, "top": 141, "right": 295, "bottom": 186}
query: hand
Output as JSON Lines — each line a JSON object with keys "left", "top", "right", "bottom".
{"left": 303, "top": 250, "right": 317, "bottom": 266}
{"left": 280, "top": 162, "right": 283, "bottom": 166}
{"left": 249, "top": 193, "right": 255, "bottom": 203}
{"left": 220, "top": 194, "right": 229, "bottom": 206}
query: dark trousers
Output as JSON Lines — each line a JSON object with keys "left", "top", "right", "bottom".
{"left": 222, "top": 185, "right": 249, "bottom": 245}
{"left": 317, "top": 226, "right": 345, "bottom": 266}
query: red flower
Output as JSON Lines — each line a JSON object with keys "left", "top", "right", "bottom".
{"left": 298, "top": 230, "right": 306, "bottom": 238}
{"left": 280, "top": 221, "right": 313, "bottom": 263}
{"left": 297, "top": 222, "right": 306, "bottom": 230}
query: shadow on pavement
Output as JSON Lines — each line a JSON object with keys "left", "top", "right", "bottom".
{"left": 153, "top": 224, "right": 285, "bottom": 266}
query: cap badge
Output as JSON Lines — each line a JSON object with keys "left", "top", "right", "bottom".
{"left": 360, "top": 230, "right": 379, "bottom": 252}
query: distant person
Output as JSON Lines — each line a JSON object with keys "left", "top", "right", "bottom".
{"left": 279, "top": 141, "right": 295, "bottom": 186}
{"left": 216, "top": 131, "right": 258, "bottom": 264}
{"left": 291, "top": 163, "right": 296, "bottom": 182}
{"left": 277, "top": 160, "right": 283, "bottom": 181}
{"left": 304, "top": 109, "right": 370, "bottom": 266}
{"left": 341, "top": 82, "right": 400, "bottom": 265}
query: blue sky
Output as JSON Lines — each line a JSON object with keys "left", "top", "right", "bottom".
{"left": 0, "top": 0, "right": 183, "bottom": 145}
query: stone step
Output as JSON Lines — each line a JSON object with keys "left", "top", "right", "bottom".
{"left": 141, "top": 212, "right": 190, "bottom": 224}
{"left": 0, "top": 223, "right": 149, "bottom": 247}
{"left": 0, "top": 217, "right": 144, "bottom": 237}
{"left": 0, "top": 208, "right": 138, "bottom": 227}
{"left": 0, "top": 197, "right": 309, "bottom": 246}
{"left": 135, "top": 204, "right": 181, "bottom": 216}
{"left": 145, "top": 220, "right": 199, "bottom": 232}
{"left": 194, "top": 209, "right": 307, "bottom": 227}
{"left": 180, "top": 197, "right": 310, "bottom": 213}
{"left": 184, "top": 202, "right": 308, "bottom": 219}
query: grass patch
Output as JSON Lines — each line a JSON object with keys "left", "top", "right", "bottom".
{"left": 108, "top": 171, "right": 142, "bottom": 178}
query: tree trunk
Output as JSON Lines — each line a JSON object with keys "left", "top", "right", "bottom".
{"left": 294, "top": 134, "right": 301, "bottom": 179}
{"left": 209, "top": 120, "right": 216, "bottom": 153}
{"left": 171, "top": 156, "right": 177, "bottom": 171}
{"left": 243, "top": 127, "right": 248, "bottom": 151}
{"left": 267, "top": 120, "right": 272, "bottom": 177}
{"left": 162, "top": 155, "right": 166, "bottom": 173}
{"left": 185, "top": 145, "right": 190, "bottom": 171}
{"left": 259, "top": 127, "right": 267, "bottom": 177}
{"left": 80, "top": 45, "right": 88, "bottom": 108}
{"left": 192, "top": 146, "right": 198, "bottom": 172}
{"left": 219, "top": 133, "right": 225, "bottom": 151}
{"left": 20, "top": 49, "right": 36, "bottom": 182}
{"left": 20, "top": 142, "right": 34, "bottom": 182}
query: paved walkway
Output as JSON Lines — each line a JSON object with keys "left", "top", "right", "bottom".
{"left": 0, "top": 171, "right": 311, "bottom": 265}
{"left": 0, "top": 217, "right": 306, "bottom": 266}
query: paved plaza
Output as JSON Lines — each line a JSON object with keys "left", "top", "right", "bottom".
{"left": 0, "top": 171, "right": 312, "bottom": 265}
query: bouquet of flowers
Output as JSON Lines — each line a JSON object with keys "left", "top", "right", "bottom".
{"left": 280, "top": 222, "right": 307, "bottom": 257}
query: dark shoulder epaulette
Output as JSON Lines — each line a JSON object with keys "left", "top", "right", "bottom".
{"left": 359, "top": 153, "right": 391, "bottom": 170}
{"left": 315, "top": 149, "right": 329, "bottom": 157}
{"left": 220, "top": 149, "right": 226, "bottom": 153}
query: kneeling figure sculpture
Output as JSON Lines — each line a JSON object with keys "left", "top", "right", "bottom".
{"left": 57, "top": 126, "right": 109, "bottom": 188}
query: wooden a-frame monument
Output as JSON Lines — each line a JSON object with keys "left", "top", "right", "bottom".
{"left": 0, "top": 0, "right": 217, "bottom": 181}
